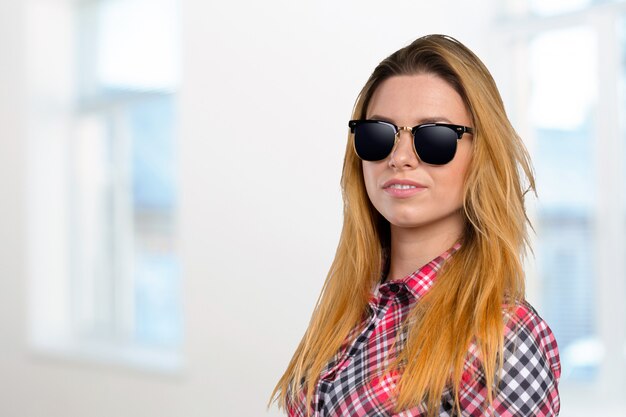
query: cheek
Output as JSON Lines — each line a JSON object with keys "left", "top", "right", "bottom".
{"left": 434, "top": 174, "right": 465, "bottom": 206}
{"left": 362, "top": 162, "right": 381, "bottom": 201}
{"left": 436, "top": 149, "right": 471, "bottom": 204}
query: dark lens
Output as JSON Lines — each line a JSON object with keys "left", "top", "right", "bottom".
{"left": 354, "top": 122, "right": 396, "bottom": 161}
{"left": 413, "top": 125, "right": 458, "bottom": 165}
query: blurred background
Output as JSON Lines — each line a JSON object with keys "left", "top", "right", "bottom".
{"left": 0, "top": 0, "right": 625, "bottom": 416}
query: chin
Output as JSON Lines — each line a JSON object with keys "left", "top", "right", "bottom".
{"left": 383, "top": 208, "right": 464, "bottom": 231}
{"left": 388, "top": 220, "right": 429, "bottom": 229}
{"left": 380, "top": 207, "right": 428, "bottom": 227}
{"left": 385, "top": 214, "right": 429, "bottom": 229}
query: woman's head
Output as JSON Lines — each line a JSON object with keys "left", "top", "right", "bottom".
{"left": 360, "top": 73, "right": 473, "bottom": 247}
{"left": 342, "top": 34, "right": 534, "bottom": 252}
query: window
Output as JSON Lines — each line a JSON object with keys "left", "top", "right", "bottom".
{"left": 500, "top": 0, "right": 626, "bottom": 414}
{"left": 530, "top": 26, "right": 598, "bottom": 382}
{"left": 26, "top": 0, "right": 182, "bottom": 371}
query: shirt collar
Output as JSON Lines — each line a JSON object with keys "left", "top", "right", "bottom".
{"left": 380, "top": 242, "right": 461, "bottom": 300}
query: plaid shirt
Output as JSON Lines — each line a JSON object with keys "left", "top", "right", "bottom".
{"left": 287, "top": 244, "right": 561, "bottom": 416}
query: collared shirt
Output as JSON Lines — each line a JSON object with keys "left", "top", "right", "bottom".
{"left": 287, "top": 244, "right": 561, "bottom": 416}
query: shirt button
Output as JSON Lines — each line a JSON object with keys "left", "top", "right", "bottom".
{"left": 389, "top": 284, "right": 401, "bottom": 293}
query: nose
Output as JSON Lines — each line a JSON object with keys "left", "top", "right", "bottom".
{"left": 389, "top": 127, "right": 419, "bottom": 169}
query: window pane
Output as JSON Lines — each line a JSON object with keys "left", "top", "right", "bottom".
{"left": 503, "top": 0, "right": 622, "bottom": 17}
{"left": 130, "top": 96, "right": 181, "bottom": 347}
{"left": 530, "top": 27, "right": 599, "bottom": 382}
{"left": 528, "top": 0, "right": 617, "bottom": 16}
{"left": 97, "top": 0, "right": 179, "bottom": 91}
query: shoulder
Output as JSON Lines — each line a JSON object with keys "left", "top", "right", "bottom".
{"left": 489, "top": 299, "right": 562, "bottom": 416}
{"left": 503, "top": 299, "right": 561, "bottom": 382}
{"left": 455, "top": 300, "right": 562, "bottom": 416}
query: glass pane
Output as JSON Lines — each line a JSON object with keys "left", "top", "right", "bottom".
{"left": 97, "top": 0, "right": 179, "bottom": 91}
{"left": 530, "top": 27, "right": 599, "bottom": 382}
{"left": 77, "top": 0, "right": 179, "bottom": 100}
{"left": 529, "top": 0, "right": 592, "bottom": 15}
{"left": 130, "top": 96, "right": 181, "bottom": 347}
{"left": 527, "top": 0, "right": 617, "bottom": 16}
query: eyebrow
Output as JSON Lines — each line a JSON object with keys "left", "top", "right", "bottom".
{"left": 368, "top": 114, "right": 454, "bottom": 125}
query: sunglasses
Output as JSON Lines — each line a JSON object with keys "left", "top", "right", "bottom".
{"left": 348, "top": 119, "right": 473, "bottom": 165}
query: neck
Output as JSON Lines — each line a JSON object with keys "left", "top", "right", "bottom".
{"left": 386, "top": 213, "right": 464, "bottom": 282}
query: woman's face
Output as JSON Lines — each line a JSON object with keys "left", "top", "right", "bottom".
{"left": 362, "top": 73, "right": 473, "bottom": 235}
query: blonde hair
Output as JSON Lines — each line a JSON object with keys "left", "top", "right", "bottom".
{"left": 270, "top": 34, "right": 535, "bottom": 416}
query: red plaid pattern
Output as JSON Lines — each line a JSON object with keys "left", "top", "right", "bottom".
{"left": 287, "top": 244, "right": 561, "bottom": 416}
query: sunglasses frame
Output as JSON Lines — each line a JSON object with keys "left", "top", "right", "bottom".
{"left": 348, "top": 119, "right": 474, "bottom": 165}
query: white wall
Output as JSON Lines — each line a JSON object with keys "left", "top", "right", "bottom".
{"left": 0, "top": 0, "right": 28, "bottom": 415}
{"left": 0, "top": 1, "right": 496, "bottom": 416}
{"left": 180, "top": 1, "right": 497, "bottom": 416}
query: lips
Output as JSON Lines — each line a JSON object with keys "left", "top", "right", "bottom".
{"left": 382, "top": 178, "right": 427, "bottom": 198}
{"left": 382, "top": 179, "right": 426, "bottom": 189}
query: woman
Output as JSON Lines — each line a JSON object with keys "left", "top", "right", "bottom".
{"left": 270, "top": 34, "right": 561, "bottom": 417}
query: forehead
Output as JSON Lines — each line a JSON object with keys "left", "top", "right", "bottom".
{"left": 366, "top": 74, "right": 470, "bottom": 125}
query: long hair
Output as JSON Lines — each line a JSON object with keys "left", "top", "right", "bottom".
{"left": 270, "top": 34, "right": 535, "bottom": 416}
